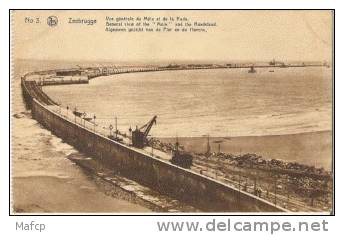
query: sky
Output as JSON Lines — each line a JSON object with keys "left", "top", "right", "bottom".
{"left": 13, "top": 10, "right": 333, "bottom": 63}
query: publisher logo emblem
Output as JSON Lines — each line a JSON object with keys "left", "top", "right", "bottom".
{"left": 47, "top": 16, "right": 58, "bottom": 27}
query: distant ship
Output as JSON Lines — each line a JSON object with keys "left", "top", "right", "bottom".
{"left": 248, "top": 66, "right": 256, "bottom": 73}
{"left": 280, "top": 63, "right": 288, "bottom": 68}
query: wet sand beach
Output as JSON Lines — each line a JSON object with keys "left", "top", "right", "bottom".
{"left": 13, "top": 176, "right": 150, "bottom": 213}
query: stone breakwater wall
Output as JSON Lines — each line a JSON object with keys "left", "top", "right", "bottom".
{"left": 22, "top": 78, "right": 287, "bottom": 212}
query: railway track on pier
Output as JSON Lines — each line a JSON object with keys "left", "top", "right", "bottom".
{"left": 22, "top": 80, "right": 58, "bottom": 106}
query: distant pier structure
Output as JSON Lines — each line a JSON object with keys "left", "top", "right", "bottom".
{"left": 56, "top": 69, "right": 82, "bottom": 76}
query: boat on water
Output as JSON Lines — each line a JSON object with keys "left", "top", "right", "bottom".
{"left": 248, "top": 66, "right": 256, "bottom": 73}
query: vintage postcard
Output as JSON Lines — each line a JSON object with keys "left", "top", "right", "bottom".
{"left": 11, "top": 10, "right": 333, "bottom": 214}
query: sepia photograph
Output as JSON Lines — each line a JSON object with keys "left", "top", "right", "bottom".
{"left": 10, "top": 9, "right": 334, "bottom": 214}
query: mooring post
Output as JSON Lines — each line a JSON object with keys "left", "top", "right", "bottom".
{"left": 238, "top": 169, "right": 241, "bottom": 192}
{"left": 93, "top": 115, "right": 96, "bottom": 132}
{"left": 274, "top": 176, "right": 277, "bottom": 206}
{"left": 83, "top": 112, "right": 86, "bottom": 127}
{"left": 115, "top": 115, "right": 117, "bottom": 139}
{"left": 74, "top": 107, "right": 77, "bottom": 123}
{"left": 109, "top": 124, "right": 113, "bottom": 137}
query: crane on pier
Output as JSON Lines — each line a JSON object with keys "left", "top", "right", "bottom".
{"left": 131, "top": 116, "right": 157, "bottom": 148}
